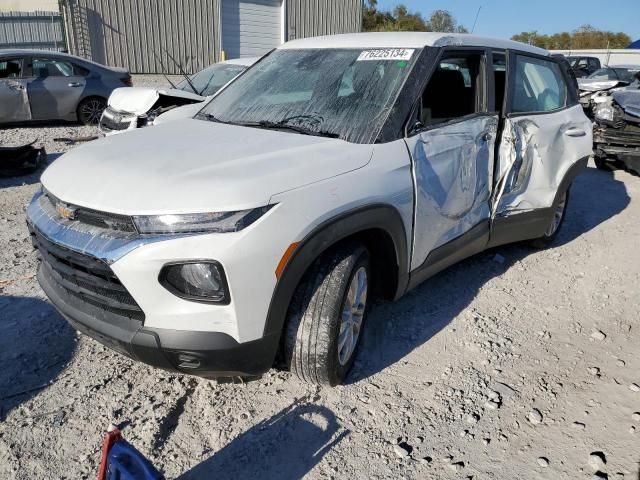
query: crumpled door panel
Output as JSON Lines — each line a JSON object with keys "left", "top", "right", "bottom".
{"left": 407, "top": 115, "right": 498, "bottom": 270}
{"left": 493, "top": 105, "right": 592, "bottom": 217}
{"left": 0, "top": 79, "right": 31, "bottom": 122}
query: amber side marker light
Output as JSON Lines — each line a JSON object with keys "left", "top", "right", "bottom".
{"left": 275, "top": 242, "right": 299, "bottom": 279}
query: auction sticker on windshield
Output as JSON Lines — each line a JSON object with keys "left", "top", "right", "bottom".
{"left": 357, "top": 49, "right": 415, "bottom": 61}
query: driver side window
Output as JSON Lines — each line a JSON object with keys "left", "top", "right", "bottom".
{"left": 414, "top": 53, "right": 483, "bottom": 129}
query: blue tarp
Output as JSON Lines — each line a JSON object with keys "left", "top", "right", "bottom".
{"left": 629, "top": 39, "right": 640, "bottom": 49}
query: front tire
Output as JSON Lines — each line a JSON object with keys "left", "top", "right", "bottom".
{"left": 529, "top": 188, "right": 569, "bottom": 249}
{"left": 284, "top": 242, "right": 370, "bottom": 386}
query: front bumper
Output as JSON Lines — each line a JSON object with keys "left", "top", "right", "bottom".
{"left": 27, "top": 190, "right": 282, "bottom": 377}
{"left": 37, "top": 244, "right": 278, "bottom": 377}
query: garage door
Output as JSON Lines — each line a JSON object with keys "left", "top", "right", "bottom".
{"left": 222, "top": 0, "right": 282, "bottom": 59}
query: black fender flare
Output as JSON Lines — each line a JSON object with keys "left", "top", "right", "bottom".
{"left": 262, "top": 204, "right": 410, "bottom": 351}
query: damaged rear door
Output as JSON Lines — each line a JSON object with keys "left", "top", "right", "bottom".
{"left": 0, "top": 57, "right": 31, "bottom": 123}
{"left": 492, "top": 52, "right": 592, "bottom": 227}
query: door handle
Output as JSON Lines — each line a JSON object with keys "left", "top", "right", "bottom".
{"left": 564, "top": 127, "right": 587, "bottom": 137}
{"left": 68, "top": 82, "right": 83, "bottom": 87}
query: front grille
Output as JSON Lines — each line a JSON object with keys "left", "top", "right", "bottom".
{"left": 32, "top": 229, "right": 145, "bottom": 321}
{"left": 100, "top": 107, "right": 135, "bottom": 131}
{"left": 43, "top": 191, "right": 137, "bottom": 234}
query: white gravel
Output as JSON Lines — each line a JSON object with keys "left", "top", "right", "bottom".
{"left": 2, "top": 76, "right": 640, "bottom": 479}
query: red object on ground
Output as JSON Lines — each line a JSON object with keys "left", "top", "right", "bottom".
{"left": 98, "top": 426, "right": 122, "bottom": 480}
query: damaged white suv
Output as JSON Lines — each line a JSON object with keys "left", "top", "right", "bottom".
{"left": 28, "top": 33, "right": 592, "bottom": 386}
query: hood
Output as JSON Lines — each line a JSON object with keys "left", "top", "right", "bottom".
{"left": 578, "top": 79, "right": 627, "bottom": 93}
{"left": 154, "top": 102, "right": 206, "bottom": 125}
{"left": 41, "top": 119, "right": 373, "bottom": 215}
{"left": 108, "top": 87, "right": 204, "bottom": 115}
{"left": 612, "top": 90, "right": 640, "bottom": 118}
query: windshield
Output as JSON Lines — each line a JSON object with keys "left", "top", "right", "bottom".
{"left": 588, "top": 68, "right": 617, "bottom": 80}
{"left": 177, "top": 63, "right": 247, "bottom": 96}
{"left": 198, "top": 48, "right": 419, "bottom": 143}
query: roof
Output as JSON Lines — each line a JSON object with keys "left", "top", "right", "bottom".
{"left": 628, "top": 39, "right": 640, "bottom": 49}
{"left": 280, "top": 32, "right": 549, "bottom": 56}
{"left": 221, "top": 57, "right": 260, "bottom": 66}
{"left": 0, "top": 48, "right": 124, "bottom": 71}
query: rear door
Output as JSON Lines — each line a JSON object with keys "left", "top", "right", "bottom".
{"left": 492, "top": 52, "right": 592, "bottom": 219}
{"left": 0, "top": 57, "right": 31, "bottom": 122}
{"left": 405, "top": 50, "right": 498, "bottom": 271}
{"left": 26, "top": 56, "right": 86, "bottom": 120}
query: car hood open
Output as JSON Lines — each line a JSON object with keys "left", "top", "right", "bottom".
{"left": 41, "top": 119, "right": 373, "bottom": 214}
{"left": 108, "top": 87, "right": 205, "bottom": 115}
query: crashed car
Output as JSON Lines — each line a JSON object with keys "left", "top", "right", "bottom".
{"left": 591, "top": 86, "right": 640, "bottom": 173}
{"left": 99, "top": 57, "right": 257, "bottom": 134}
{"left": 0, "top": 49, "right": 131, "bottom": 125}
{"left": 28, "top": 33, "right": 592, "bottom": 386}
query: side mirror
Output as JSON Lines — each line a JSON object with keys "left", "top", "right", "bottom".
{"left": 407, "top": 121, "right": 424, "bottom": 136}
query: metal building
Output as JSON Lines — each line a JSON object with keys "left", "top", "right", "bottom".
{"left": 61, "top": 0, "right": 362, "bottom": 74}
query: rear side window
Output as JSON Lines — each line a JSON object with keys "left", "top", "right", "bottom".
{"left": 512, "top": 56, "right": 567, "bottom": 114}
{"left": 0, "top": 59, "right": 23, "bottom": 78}
{"left": 32, "top": 58, "right": 75, "bottom": 78}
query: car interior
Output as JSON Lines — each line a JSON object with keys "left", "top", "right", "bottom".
{"left": 0, "top": 59, "right": 22, "bottom": 79}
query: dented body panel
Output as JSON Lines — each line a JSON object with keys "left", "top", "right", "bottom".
{"left": 406, "top": 115, "right": 498, "bottom": 270}
{"left": 494, "top": 106, "right": 592, "bottom": 216}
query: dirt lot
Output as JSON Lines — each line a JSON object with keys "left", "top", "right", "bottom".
{"left": 1, "top": 76, "right": 639, "bottom": 479}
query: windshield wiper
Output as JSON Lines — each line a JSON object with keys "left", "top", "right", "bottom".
{"left": 195, "top": 112, "right": 226, "bottom": 123}
{"left": 233, "top": 120, "right": 340, "bottom": 139}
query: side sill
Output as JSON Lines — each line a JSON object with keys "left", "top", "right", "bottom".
{"left": 407, "top": 220, "right": 490, "bottom": 292}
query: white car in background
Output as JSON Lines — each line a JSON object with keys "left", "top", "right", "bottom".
{"left": 99, "top": 57, "right": 257, "bottom": 134}
{"left": 28, "top": 33, "right": 592, "bottom": 386}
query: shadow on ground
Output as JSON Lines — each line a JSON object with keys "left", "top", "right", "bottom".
{"left": 178, "top": 402, "right": 348, "bottom": 480}
{"left": 0, "top": 295, "right": 76, "bottom": 417}
{"left": 349, "top": 166, "right": 631, "bottom": 383}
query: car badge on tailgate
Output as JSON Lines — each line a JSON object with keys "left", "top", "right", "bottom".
{"left": 56, "top": 201, "right": 77, "bottom": 220}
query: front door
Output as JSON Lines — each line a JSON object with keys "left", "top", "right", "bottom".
{"left": 492, "top": 52, "right": 592, "bottom": 218}
{"left": 26, "top": 56, "right": 86, "bottom": 121}
{"left": 405, "top": 51, "right": 498, "bottom": 271}
{"left": 0, "top": 58, "right": 31, "bottom": 123}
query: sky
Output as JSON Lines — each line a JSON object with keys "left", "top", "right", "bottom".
{"left": 376, "top": 0, "right": 640, "bottom": 42}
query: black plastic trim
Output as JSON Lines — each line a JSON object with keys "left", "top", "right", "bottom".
{"left": 407, "top": 220, "right": 490, "bottom": 292}
{"left": 263, "top": 204, "right": 409, "bottom": 342}
{"left": 487, "top": 155, "right": 589, "bottom": 248}
{"left": 158, "top": 260, "right": 231, "bottom": 305}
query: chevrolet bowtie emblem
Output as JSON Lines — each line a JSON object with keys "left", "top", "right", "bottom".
{"left": 55, "top": 202, "right": 77, "bottom": 220}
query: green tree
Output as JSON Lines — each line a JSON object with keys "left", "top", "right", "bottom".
{"left": 362, "top": 2, "right": 468, "bottom": 33}
{"left": 427, "top": 10, "right": 467, "bottom": 33}
{"left": 511, "top": 26, "right": 631, "bottom": 49}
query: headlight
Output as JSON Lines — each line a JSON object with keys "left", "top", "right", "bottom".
{"left": 594, "top": 103, "right": 615, "bottom": 122}
{"left": 132, "top": 206, "right": 273, "bottom": 234}
{"left": 160, "top": 262, "right": 229, "bottom": 303}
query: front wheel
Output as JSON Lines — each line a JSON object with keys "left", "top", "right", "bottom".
{"left": 284, "top": 242, "right": 370, "bottom": 386}
{"left": 77, "top": 97, "right": 107, "bottom": 125}
{"left": 529, "top": 188, "right": 569, "bottom": 249}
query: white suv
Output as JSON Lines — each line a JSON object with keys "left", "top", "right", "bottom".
{"left": 27, "top": 33, "right": 592, "bottom": 386}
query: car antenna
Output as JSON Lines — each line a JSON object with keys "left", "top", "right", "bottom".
{"left": 153, "top": 51, "right": 178, "bottom": 89}
{"left": 162, "top": 48, "right": 199, "bottom": 95}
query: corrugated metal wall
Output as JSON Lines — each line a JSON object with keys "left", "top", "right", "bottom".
{"left": 63, "top": 0, "right": 222, "bottom": 74}
{"left": 286, "top": 0, "right": 362, "bottom": 40}
{"left": 62, "top": 0, "right": 362, "bottom": 73}
{"left": 0, "top": 10, "right": 65, "bottom": 51}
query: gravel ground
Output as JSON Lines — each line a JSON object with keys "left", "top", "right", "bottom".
{"left": 1, "top": 76, "right": 640, "bottom": 479}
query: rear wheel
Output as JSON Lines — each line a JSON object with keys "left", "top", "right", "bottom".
{"left": 284, "top": 242, "right": 370, "bottom": 386}
{"left": 77, "top": 97, "right": 106, "bottom": 125}
{"left": 529, "top": 188, "right": 569, "bottom": 248}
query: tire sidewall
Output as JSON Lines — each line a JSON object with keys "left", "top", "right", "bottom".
{"left": 325, "top": 248, "right": 370, "bottom": 386}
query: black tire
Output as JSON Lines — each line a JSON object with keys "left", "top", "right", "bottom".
{"left": 77, "top": 97, "right": 107, "bottom": 125}
{"left": 283, "top": 242, "right": 370, "bottom": 386}
{"left": 529, "top": 187, "right": 570, "bottom": 249}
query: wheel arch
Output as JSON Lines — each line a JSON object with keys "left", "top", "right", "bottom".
{"left": 263, "top": 204, "right": 409, "bottom": 342}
